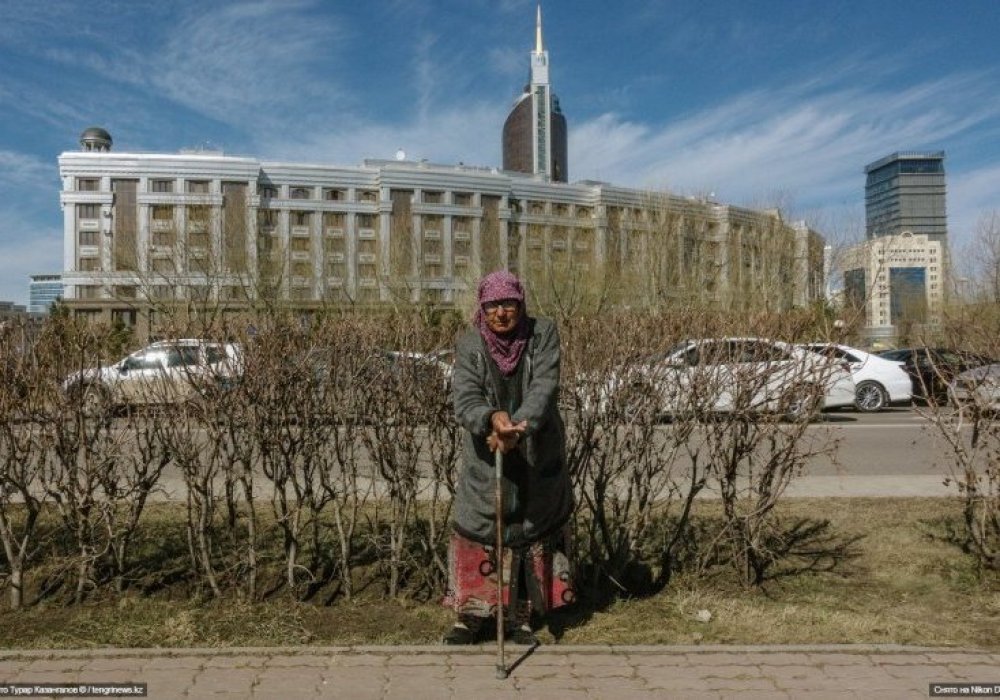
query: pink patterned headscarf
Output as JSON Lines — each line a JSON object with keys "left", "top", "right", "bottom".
{"left": 474, "top": 270, "right": 530, "bottom": 376}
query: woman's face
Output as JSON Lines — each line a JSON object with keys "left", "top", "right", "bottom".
{"left": 483, "top": 299, "right": 521, "bottom": 335}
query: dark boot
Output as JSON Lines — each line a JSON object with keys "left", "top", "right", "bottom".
{"left": 505, "top": 623, "right": 539, "bottom": 646}
{"left": 442, "top": 615, "right": 485, "bottom": 645}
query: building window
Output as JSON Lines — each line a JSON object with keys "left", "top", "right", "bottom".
{"left": 151, "top": 258, "right": 176, "bottom": 274}
{"left": 259, "top": 185, "right": 277, "bottom": 198}
{"left": 77, "top": 285, "right": 101, "bottom": 300}
{"left": 77, "top": 257, "right": 100, "bottom": 272}
{"left": 358, "top": 190, "right": 378, "bottom": 203}
{"left": 78, "top": 203, "right": 100, "bottom": 219}
{"left": 324, "top": 188, "right": 344, "bottom": 201}
{"left": 77, "top": 178, "right": 99, "bottom": 192}
{"left": 423, "top": 191, "right": 443, "bottom": 204}
{"left": 259, "top": 209, "right": 277, "bottom": 228}
{"left": 290, "top": 187, "right": 311, "bottom": 200}
{"left": 78, "top": 230, "right": 99, "bottom": 246}
{"left": 293, "top": 211, "right": 311, "bottom": 227}
{"left": 187, "top": 180, "right": 210, "bottom": 194}
{"left": 150, "top": 179, "right": 174, "bottom": 193}
{"left": 152, "top": 205, "right": 173, "bottom": 221}
{"left": 152, "top": 229, "right": 175, "bottom": 248}
{"left": 453, "top": 192, "right": 472, "bottom": 206}
{"left": 149, "top": 285, "right": 174, "bottom": 300}
{"left": 188, "top": 205, "right": 209, "bottom": 222}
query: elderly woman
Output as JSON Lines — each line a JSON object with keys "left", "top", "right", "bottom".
{"left": 442, "top": 270, "right": 575, "bottom": 645}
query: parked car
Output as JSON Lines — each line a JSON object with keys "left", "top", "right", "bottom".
{"left": 586, "top": 337, "right": 855, "bottom": 421}
{"left": 62, "top": 339, "right": 242, "bottom": 413}
{"left": 803, "top": 343, "right": 912, "bottom": 412}
{"left": 948, "top": 363, "right": 1000, "bottom": 412}
{"left": 876, "top": 348, "right": 995, "bottom": 404}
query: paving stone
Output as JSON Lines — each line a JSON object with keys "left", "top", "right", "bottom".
{"left": 251, "top": 680, "right": 322, "bottom": 699}
{"left": 704, "top": 676, "right": 780, "bottom": 692}
{"left": 883, "top": 664, "right": 955, "bottom": 680}
{"left": 945, "top": 663, "right": 1000, "bottom": 679}
{"left": 189, "top": 667, "right": 259, "bottom": 693}
{"left": 808, "top": 652, "right": 876, "bottom": 666}
{"left": 927, "top": 653, "right": 1000, "bottom": 665}
{"left": 685, "top": 651, "right": 760, "bottom": 666}
{"left": 317, "top": 675, "right": 385, "bottom": 698}
{"left": 19, "top": 659, "right": 88, "bottom": 673}
{"left": 330, "top": 653, "right": 389, "bottom": 667}
{"left": 736, "top": 691, "right": 795, "bottom": 700}
{"left": 263, "top": 654, "right": 333, "bottom": 668}
{"left": 138, "top": 656, "right": 206, "bottom": 670}
{"left": 622, "top": 652, "right": 691, "bottom": 667}
{"left": 737, "top": 652, "right": 818, "bottom": 666}
{"left": 573, "top": 676, "right": 652, "bottom": 692}
{"left": 568, "top": 662, "right": 636, "bottom": 678}
{"left": 511, "top": 689, "right": 590, "bottom": 700}
{"left": 692, "top": 663, "right": 770, "bottom": 679}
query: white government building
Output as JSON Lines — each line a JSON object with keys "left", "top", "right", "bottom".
{"left": 58, "top": 130, "right": 824, "bottom": 329}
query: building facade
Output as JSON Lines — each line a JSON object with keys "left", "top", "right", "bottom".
{"left": 28, "top": 274, "right": 63, "bottom": 314}
{"left": 842, "top": 231, "right": 944, "bottom": 343}
{"left": 502, "top": 6, "right": 568, "bottom": 183}
{"left": 864, "top": 152, "right": 947, "bottom": 245}
{"left": 58, "top": 143, "right": 823, "bottom": 329}
{"left": 854, "top": 151, "right": 948, "bottom": 342}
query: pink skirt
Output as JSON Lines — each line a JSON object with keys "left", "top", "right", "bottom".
{"left": 442, "top": 527, "right": 575, "bottom": 618}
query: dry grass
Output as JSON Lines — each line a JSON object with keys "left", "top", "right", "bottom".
{"left": 0, "top": 498, "right": 996, "bottom": 650}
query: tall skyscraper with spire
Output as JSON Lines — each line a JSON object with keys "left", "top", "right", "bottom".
{"left": 502, "top": 5, "right": 568, "bottom": 182}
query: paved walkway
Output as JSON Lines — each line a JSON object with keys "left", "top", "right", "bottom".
{"left": 0, "top": 644, "right": 996, "bottom": 699}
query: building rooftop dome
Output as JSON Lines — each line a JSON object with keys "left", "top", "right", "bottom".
{"left": 80, "top": 127, "right": 112, "bottom": 152}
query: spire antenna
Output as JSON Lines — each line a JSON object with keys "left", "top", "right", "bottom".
{"left": 535, "top": 4, "right": 543, "bottom": 53}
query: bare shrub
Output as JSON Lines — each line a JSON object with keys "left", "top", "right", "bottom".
{"left": 562, "top": 312, "right": 706, "bottom": 598}
{"left": 563, "top": 308, "right": 842, "bottom": 593}
{"left": 919, "top": 305, "right": 1000, "bottom": 570}
{"left": 34, "top": 316, "right": 140, "bottom": 603}
{"left": 0, "top": 319, "right": 48, "bottom": 608}
{"left": 237, "top": 316, "right": 338, "bottom": 598}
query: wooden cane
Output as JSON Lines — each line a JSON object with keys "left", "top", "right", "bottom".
{"left": 494, "top": 445, "right": 508, "bottom": 680}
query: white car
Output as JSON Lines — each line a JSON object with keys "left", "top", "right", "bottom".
{"left": 948, "top": 363, "right": 1000, "bottom": 412}
{"left": 63, "top": 339, "right": 242, "bottom": 412}
{"left": 803, "top": 343, "right": 912, "bottom": 412}
{"left": 588, "top": 337, "right": 855, "bottom": 421}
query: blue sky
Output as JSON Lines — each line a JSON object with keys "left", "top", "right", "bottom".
{"left": 2, "top": 0, "right": 999, "bottom": 305}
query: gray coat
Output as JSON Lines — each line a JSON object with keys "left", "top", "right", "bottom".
{"left": 452, "top": 316, "right": 573, "bottom": 546}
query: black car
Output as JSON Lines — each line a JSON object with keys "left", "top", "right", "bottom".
{"left": 876, "top": 347, "right": 995, "bottom": 404}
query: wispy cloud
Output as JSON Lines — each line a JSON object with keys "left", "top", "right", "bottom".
{"left": 153, "top": 2, "right": 347, "bottom": 125}
{"left": 0, "top": 151, "right": 57, "bottom": 191}
{"left": 262, "top": 101, "right": 506, "bottom": 167}
{"left": 0, "top": 210, "right": 62, "bottom": 303}
{"left": 569, "top": 68, "right": 1000, "bottom": 230}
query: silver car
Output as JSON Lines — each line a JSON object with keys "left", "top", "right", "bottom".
{"left": 63, "top": 339, "right": 242, "bottom": 413}
{"left": 588, "top": 337, "right": 855, "bottom": 421}
{"left": 804, "top": 343, "right": 912, "bottom": 412}
{"left": 948, "top": 363, "right": 1000, "bottom": 412}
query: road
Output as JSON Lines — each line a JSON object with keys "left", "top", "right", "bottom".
{"left": 132, "top": 405, "right": 971, "bottom": 500}
{"left": 15, "top": 405, "right": 972, "bottom": 500}
{"left": 810, "top": 406, "right": 953, "bottom": 477}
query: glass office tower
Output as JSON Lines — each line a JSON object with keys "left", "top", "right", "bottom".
{"left": 864, "top": 152, "right": 946, "bottom": 245}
